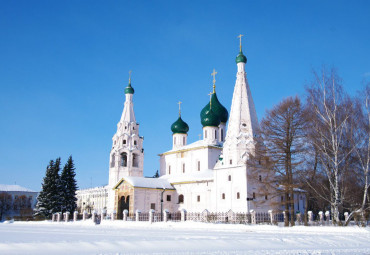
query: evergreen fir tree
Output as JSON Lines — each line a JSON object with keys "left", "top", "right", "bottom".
{"left": 60, "top": 156, "right": 78, "bottom": 213}
{"left": 51, "top": 157, "right": 63, "bottom": 213}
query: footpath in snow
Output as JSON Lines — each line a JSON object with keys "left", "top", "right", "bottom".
{"left": 0, "top": 220, "right": 369, "bottom": 255}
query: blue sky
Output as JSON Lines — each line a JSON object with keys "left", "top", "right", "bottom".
{"left": 0, "top": 1, "right": 369, "bottom": 191}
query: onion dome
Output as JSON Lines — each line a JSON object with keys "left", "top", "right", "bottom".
{"left": 235, "top": 50, "right": 247, "bottom": 64}
{"left": 200, "top": 93, "right": 228, "bottom": 123}
{"left": 171, "top": 116, "right": 189, "bottom": 134}
{"left": 124, "top": 82, "right": 135, "bottom": 94}
{"left": 201, "top": 107, "right": 221, "bottom": 127}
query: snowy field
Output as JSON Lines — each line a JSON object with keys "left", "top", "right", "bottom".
{"left": 0, "top": 221, "right": 369, "bottom": 255}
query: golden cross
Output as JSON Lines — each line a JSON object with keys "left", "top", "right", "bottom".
{"left": 208, "top": 92, "right": 213, "bottom": 109}
{"left": 211, "top": 68, "right": 217, "bottom": 93}
{"left": 237, "top": 34, "right": 244, "bottom": 51}
{"left": 178, "top": 101, "right": 182, "bottom": 116}
{"left": 128, "top": 70, "right": 132, "bottom": 83}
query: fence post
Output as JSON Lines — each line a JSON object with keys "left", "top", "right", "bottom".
{"left": 149, "top": 209, "right": 154, "bottom": 224}
{"left": 65, "top": 212, "right": 70, "bottom": 222}
{"left": 123, "top": 209, "right": 128, "bottom": 221}
{"left": 57, "top": 212, "right": 61, "bottom": 222}
{"left": 111, "top": 211, "right": 116, "bottom": 221}
{"left": 250, "top": 210, "right": 256, "bottom": 224}
{"left": 83, "top": 210, "right": 87, "bottom": 221}
{"left": 136, "top": 210, "right": 141, "bottom": 222}
{"left": 73, "top": 211, "right": 78, "bottom": 222}
{"left": 51, "top": 213, "right": 55, "bottom": 222}
{"left": 344, "top": 212, "right": 349, "bottom": 223}
{"left": 203, "top": 209, "right": 209, "bottom": 222}
{"left": 101, "top": 209, "right": 106, "bottom": 221}
{"left": 296, "top": 212, "right": 301, "bottom": 225}
{"left": 181, "top": 209, "right": 187, "bottom": 222}
{"left": 308, "top": 211, "right": 313, "bottom": 225}
{"left": 318, "top": 211, "right": 324, "bottom": 225}
{"left": 268, "top": 210, "right": 274, "bottom": 225}
{"left": 163, "top": 209, "right": 169, "bottom": 222}
{"left": 325, "top": 211, "right": 330, "bottom": 225}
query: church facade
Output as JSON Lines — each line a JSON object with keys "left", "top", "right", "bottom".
{"left": 77, "top": 40, "right": 306, "bottom": 217}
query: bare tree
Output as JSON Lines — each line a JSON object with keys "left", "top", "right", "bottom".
{"left": 0, "top": 192, "right": 13, "bottom": 221}
{"left": 305, "top": 68, "right": 357, "bottom": 224}
{"left": 256, "top": 96, "right": 306, "bottom": 226}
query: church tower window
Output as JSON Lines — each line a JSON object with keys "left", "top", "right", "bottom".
{"left": 197, "top": 195, "right": 200, "bottom": 202}
{"left": 237, "top": 192, "right": 240, "bottom": 199}
{"left": 174, "top": 137, "right": 176, "bottom": 145}
{"left": 215, "top": 130, "right": 217, "bottom": 139}
{"left": 168, "top": 165, "right": 171, "bottom": 175}
{"left": 228, "top": 175, "right": 231, "bottom": 181}
{"left": 132, "top": 153, "right": 139, "bottom": 167}
{"left": 197, "top": 161, "right": 200, "bottom": 171}
{"left": 120, "top": 152, "right": 127, "bottom": 167}
{"left": 222, "top": 193, "right": 225, "bottom": 200}
{"left": 229, "top": 159, "right": 232, "bottom": 165}
{"left": 110, "top": 154, "right": 115, "bottom": 167}
{"left": 123, "top": 140, "right": 126, "bottom": 144}
{"left": 205, "top": 130, "right": 207, "bottom": 139}
{"left": 178, "top": 194, "right": 184, "bottom": 204}
{"left": 221, "top": 129, "right": 224, "bottom": 141}
{"left": 183, "top": 136, "right": 185, "bottom": 145}
{"left": 182, "top": 163, "right": 185, "bottom": 173}
{"left": 134, "top": 140, "right": 137, "bottom": 145}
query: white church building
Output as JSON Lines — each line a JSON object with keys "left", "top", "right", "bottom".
{"left": 77, "top": 39, "right": 306, "bottom": 217}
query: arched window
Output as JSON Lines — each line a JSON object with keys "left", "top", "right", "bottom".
{"left": 237, "top": 192, "right": 240, "bottom": 199}
{"left": 222, "top": 193, "right": 225, "bottom": 200}
{"left": 229, "top": 159, "right": 232, "bottom": 165}
{"left": 197, "top": 195, "right": 200, "bottom": 202}
{"left": 134, "top": 140, "right": 137, "bottom": 145}
{"left": 215, "top": 130, "right": 217, "bottom": 139}
{"left": 183, "top": 136, "right": 185, "bottom": 145}
{"left": 132, "top": 153, "right": 139, "bottom": 167}
{"left": 197, "top": 161, "right": 200, "bottom": 171}
{"left": 182, "top": 163, "right": 185, "bottom": 173}
{"left": 178, "top": 194, "right": 184, "bottom": 204}
{"left": 123, "top": 140, "right": 126, "bottom": 145}
{"left": 168, "top": 165, "right": 171, "bottom": 175}
{"left": 110, "top": 153, "right": 115, "bottom": 167}
{"left": 221, "top": 129, "right": 224, "bottom": 141}
{"left": 228, "top": 175, "right": 231, "bottom": 181}
{"left": 120, "top": 152, "right": 127, "bottom": 167}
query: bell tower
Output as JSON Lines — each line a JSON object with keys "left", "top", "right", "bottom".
{"left": 108, "top": 71, "right": 144, "bottom": 188}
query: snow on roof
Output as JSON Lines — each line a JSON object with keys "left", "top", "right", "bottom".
{"left": 120, "top": 176, "right": 175, "bottom": 190}
{"left": 160, "top": 140, "right": 222, "bottom": 154}
{"left": 0, "top": 184, "right": 36, "bottom": 192}
{"left": 160, "top": 169, "right": 214, "bottom": 184}
{"left": 277, "top": 185, "right": 306, "bottom": 193}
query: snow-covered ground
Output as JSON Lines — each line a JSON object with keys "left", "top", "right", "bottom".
{"left": 0, "top": 220, "right": 369, "bottom": 255}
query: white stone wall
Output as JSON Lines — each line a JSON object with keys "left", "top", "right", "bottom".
{"left": 133, "top": 188, "right": 177, "bottom": 213}
{"left": 172, "top": 182, "right": 213, "bottom": 212}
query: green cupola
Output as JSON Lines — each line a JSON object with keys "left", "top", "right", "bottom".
{"left": 200, "top": 92, "right": 228, "bottom": 123}
{"left": 171, "top": 116, "right": 189, "bottom": 134}
{"left": 201, "top": 107, "right": 221, "bottom": 127}
{"left": 235, "top": 50, "right": 247, "bottom": 64}
{"left": 124, "top": 82, "right": 135, "bottom": 94}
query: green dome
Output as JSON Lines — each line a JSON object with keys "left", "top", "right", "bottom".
{"left": 124, "top": 82, "right": 135, "bottom": 94}
{"left": 200, "top": 93, "right": 228, "bottom": 123}
{"left": 171, "top": 116, "right": 189, "bottom": 134}
{"left": 201, "top": 107, "right": 221, "bottom": 127}
{"left": 235, "top": 50, "right": 247, "bottom": 64}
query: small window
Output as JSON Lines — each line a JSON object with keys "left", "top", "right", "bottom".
{"left": 228, "top": 175, "right": 231, "bottom": 181}
{"left": 253, "top": 192, "right": 256, "bottom": 199}
{"left": 123, "top": 140, "right": 126, "bottom": 144}
{"left": 134, "top": 140, "right": 137, "bottom": 145}
{"left": 167, "top": 195, "right": 171, "bottom": 201}
{"left": 281, "top": 196, "right": 284, "bottom": 202}
{"left": 215, "top": 130, "right": 217, "bottom": 139}
{"left": 150, "top": 203, "right": 155, "bottom": 210}
{"left": 114, "top": 140, "right": 116, "bottom": 145}
{"left": 242, "top": 123, "right": 247, "bottom": 127}
{"left": 125, "top": 126, "right": 127, "bottom": 129}
{"left": 182, "top": 163, "right": 185, "bottom": 173}
{"left": 222, "top": 193, "right": 225, "bottom": 200}
{"left": 230, "top": 159, "right": 232, "bottom": 165}
{"left": 174, "top": 137, "right": 176, "bottom": 145}
{"left": 183, "top": 136, "right": 185, "bottom": 145}
{"left": 265, "top": 195, "right": 268, "bottom": 200}
{"left": 205, "top": 130, "right": 207, "bottom": 139}
{"left": 133, "top": 126, "right": 135, "bottom": 130}
{"left": 221, "top": 129, "right": 224, "bottom": 141}
{"left": 178, "top": 195, "right": 184, "bottom": 204}
{"left": 197, "top": 195, "right": 200, "bottom": 202}
{"left": 169, "top": 165, "right": 171, "bottom": 175}
{"left": 197, "top": 161, "right": 200, "bottom": 171}
{"left": 237, "top": 192, "right": 240, "bottom": 199}
{"left": 259, "top": 175, "right": 262, "bottom": 182}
